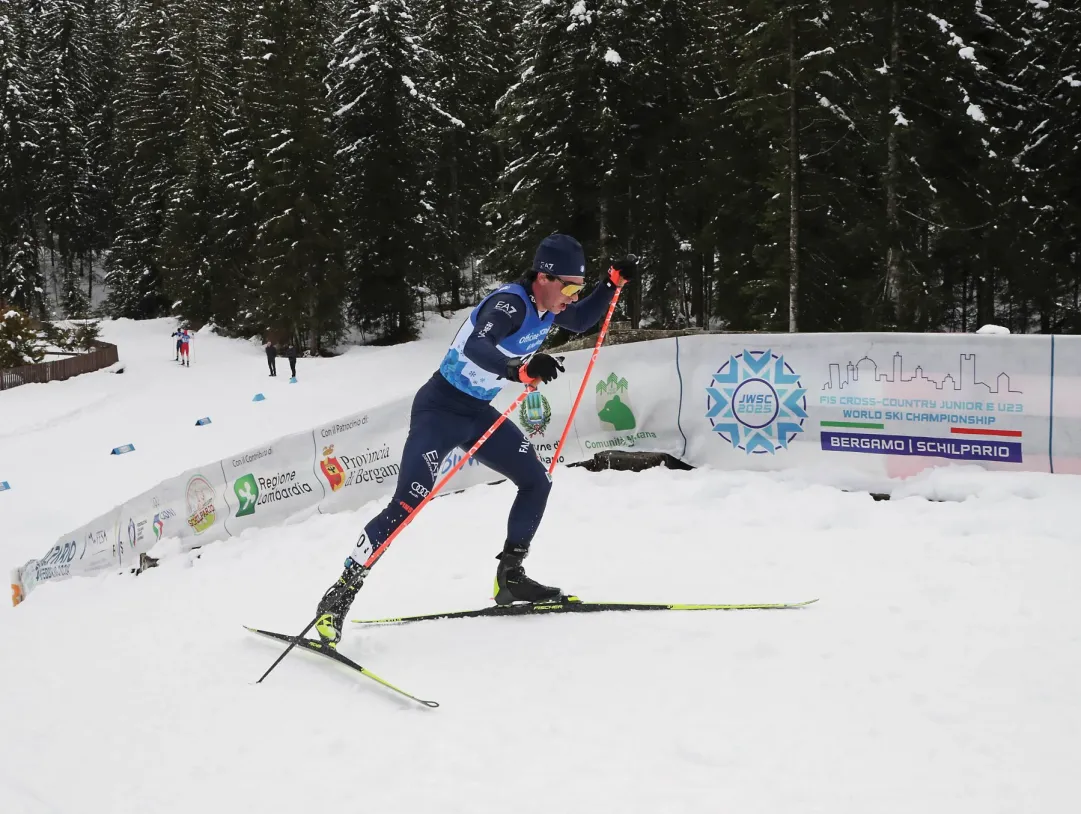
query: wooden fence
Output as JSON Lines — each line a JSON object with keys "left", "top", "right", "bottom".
{"left": 0, "top": 341, "right": 119, "bottom": 391}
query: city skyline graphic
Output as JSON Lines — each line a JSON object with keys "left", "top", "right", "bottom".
{"left": 821, "top": 352, "right": 1023, "bottom": 395}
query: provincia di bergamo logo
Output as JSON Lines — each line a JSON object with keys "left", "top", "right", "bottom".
{"left": 705, "top": 349, "right": 808, "bottom": 454}
{"left": 318, "top": 444, "right": 400, "bottom": 492}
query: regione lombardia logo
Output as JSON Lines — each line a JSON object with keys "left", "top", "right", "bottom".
{"left": 705, "top": 349, "right": 808, "bottom": 454}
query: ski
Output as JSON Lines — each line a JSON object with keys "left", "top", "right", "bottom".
{"left": 245, "top": 626, "right": 439, "bottom": 708}
{"left": 352, "top": 596, "right": 818, "bottom": 626}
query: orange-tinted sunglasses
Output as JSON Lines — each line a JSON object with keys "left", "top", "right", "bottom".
{"left": 544, "top": 274, "right": 584, "bottom": 296}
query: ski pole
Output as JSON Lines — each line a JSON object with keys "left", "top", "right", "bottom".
{"left": 363, "top": 384, "right": 536, "bottom": 570}
{"left": 255, "top": 611, "right": 323, "bottom": 683}
{"left": 254, "top": 386, "right": 536, "bottom": 684}
{"left": 546, "top": 267, "right": 629, "bottom": 475}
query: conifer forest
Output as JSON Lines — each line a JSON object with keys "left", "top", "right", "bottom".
{"left": 0, "top": 1, "right": 1078, "bottom": 349}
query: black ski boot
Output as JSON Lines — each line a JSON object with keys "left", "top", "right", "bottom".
{"left": 494, "top": 543, "right": 563, "bottom": 606}
{"left": 315, "top": 557, "right": 368, "bottom": 647}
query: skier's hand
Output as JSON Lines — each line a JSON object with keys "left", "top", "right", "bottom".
{"left": 510, "top": 353, "right": 565, "bottom": 385}
{"left": 608, "top": 254, "right": 638, "bottom": 287}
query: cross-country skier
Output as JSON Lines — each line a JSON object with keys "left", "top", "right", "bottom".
{"left": 313, "top": 234, "right": 637, "bottom": 647}
{"left": 172, "top": 330, "right": 183, "bottom": 361}
{"left": 177, "top": 329, "right": 191, "bottom": 366}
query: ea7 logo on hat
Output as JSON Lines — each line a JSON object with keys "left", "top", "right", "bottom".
{"left": 539, "top": 261, "right": 554, "bottom": 271}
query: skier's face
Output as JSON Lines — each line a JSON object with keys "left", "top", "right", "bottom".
{"left": 535, "top": 274, "right": 584, "bottom": 313}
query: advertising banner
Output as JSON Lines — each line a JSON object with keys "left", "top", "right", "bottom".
{"left": 678, "top": 333, "right": 1054, "bottom": 477}
{"left": 313, "top": 400, "right": 412, "bottom": 515}
{"left": 171, "top": 464, "right": 232, "bottom": 552}
{"left": 221, "top": 431, "right": 324, "bottom": 536}
{"left": 1050, "top": 335, "right": 1081, "bottom": 475}
{"left": 117, "top": 488, "right": 181, "bottom": 567}
{"left": 12, "top": 331, "right": 1074, "bottom": 605}
{"left": 813, "top": 334, "right": 1052, "bottom": 478}
{"left": 487, "top": 354, "right": 582, "bottom": 473}
{"left": 567, "top": 338, "right": 684, "bottom": 459}
{"left": 16, "top": 506, "right": 122, "bottom": 599}
{"left": 117, "top": 466, "right": 232, "bottom": 567}
{"left": 678, "top": 334, "right": 826, "bottom": 473}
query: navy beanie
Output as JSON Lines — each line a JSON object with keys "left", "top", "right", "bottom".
{"left": 533, "top": 234, "right": 586, "bottom": 279}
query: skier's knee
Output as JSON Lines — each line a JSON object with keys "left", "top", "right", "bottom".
{"left": 521, "top": 465, "right": 552, "bottom": 499}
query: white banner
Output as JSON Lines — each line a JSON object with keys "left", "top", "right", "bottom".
{"left": 221, "top": 432, "right": 324, "bottom": 536}
{"left": 116, "top": 488, "right": 179, "bottom": 567}
{"left": 15, "top": 507, "right": 121, "bottom": 600}
{"left": 1050, "top": 336, "right": 1081, "bottom": 475}
{"left": 13, "top": 331, "right": 1075, "bottom": 604}
{"left": 312, "top": 399, "right": 412, "bottom": 515}
{"left": 565, "top": 338, "right": 684, "bottom": 459}
{"left": 678, "top": 333, "right": 1053, "bottom": 477}
{"left": 489, "top": 353, "right": 582, "bottom": 470}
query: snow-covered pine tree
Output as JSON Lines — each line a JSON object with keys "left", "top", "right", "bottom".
{"left": 83, "top": 0, "right": 123, "bottom": 307}
{"left": 107, "top": 0, "right": 185, "bottom": 318}
{"left": 0, "top": 4, "right": 46, "bottom": 315}
{"left": 621, "top": 0, "right": 723, "bottom": 329}
{"left": 34, "top": 0, "right": 94, "bottom": 318}
{"left": 248, "top": 0, "right": 344, "bottom": 347}
{"left": 721, "top": 1, "right": 877, "bottom": 332}
{"left": 420, "top": 0, "right": 503, "bottom": 309}
{"left": 209, "top": 0, "right": 262, "bottom": 337}
{"left": 330, "top": 0, "right": 449, "bottom": 342}
{"left": 878, "top": 3, "right": 1012, "bottom": 332}
{"left": 998, "top": 0, "right": 1081, "bottom": 332}
{"left": 158, "top": 0, "right": 228, "bottom": 327}
{"left": 0, "top": 304, "right": 45, "bottom": 368}
{"left": 489, "top": 0, "right": 628, "bottom": 283}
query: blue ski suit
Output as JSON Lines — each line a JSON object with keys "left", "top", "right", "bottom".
{"left": 354, "top": 277, "right": 618, "bottom": 562}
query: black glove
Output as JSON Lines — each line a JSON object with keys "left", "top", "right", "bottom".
{"left": 608, "top": 254, "right": 638, "bottom": 287}
{"left": 507, "top": 353, "right": 565, "bottom": 384}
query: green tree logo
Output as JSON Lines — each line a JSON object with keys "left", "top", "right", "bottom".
{"left": 234, "top": 474, "right": 259, "bottom": 517}
{"left": 596, "top": 373, "right": 636, "bottom": 431}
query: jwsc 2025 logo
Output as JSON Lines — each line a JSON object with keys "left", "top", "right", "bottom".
{"left": 705, "top": 349, "right": 807, "bottom": 454}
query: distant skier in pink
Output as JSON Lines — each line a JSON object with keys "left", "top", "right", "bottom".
{"left": 178, "top": 329, "right": 191, "bottom": 367}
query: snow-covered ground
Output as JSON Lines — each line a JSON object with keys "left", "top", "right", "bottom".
{"left": 2, "top": 319, "right": 1079, "bottom": 813}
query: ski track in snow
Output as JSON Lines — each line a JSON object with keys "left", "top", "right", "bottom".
{"left": 2, "top": 317, "right": 1080, "bottom": 813}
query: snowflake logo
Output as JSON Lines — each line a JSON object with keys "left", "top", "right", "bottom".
{"left": 705, "top": 349, "right": 808, "bottom": 454}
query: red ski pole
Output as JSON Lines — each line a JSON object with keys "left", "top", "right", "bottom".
{"left": 256, "top": 383, "right": 538, "bottom": 683}
{"left": 361, "top": 384, "right": 537, "bottom": 570}
{"left": 547, "top": 273, "right": 627, "bottom": 476}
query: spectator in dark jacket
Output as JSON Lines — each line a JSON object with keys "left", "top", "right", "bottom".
{"left": 264, "top": 341, "right": 277, "bottom": 377}
{"left": 284, "top": 343, "right": 298, "bottom": 379}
